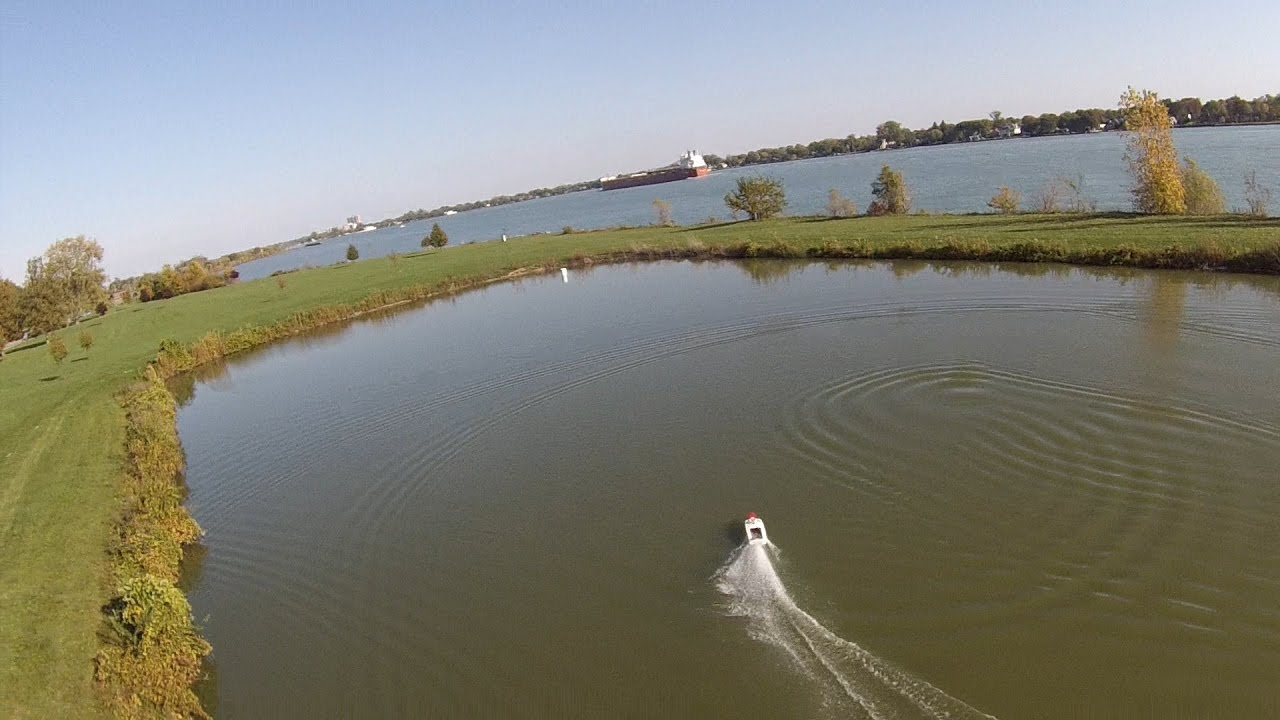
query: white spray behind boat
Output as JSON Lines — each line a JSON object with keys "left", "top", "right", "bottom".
{"left": 715, "top": 513, "right": 995, "bottom": 719}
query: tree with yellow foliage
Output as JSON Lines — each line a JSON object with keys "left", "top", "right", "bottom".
{"left": 988, "top": 186, "right": 1021, "bottom": 214}
{"left": 1120, "top": 88, "right": 1185, "bottom": 214}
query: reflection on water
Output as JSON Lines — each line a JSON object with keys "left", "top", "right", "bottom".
{"left": 1146, "top": 273, "right": 1187, "bottom": 351}
{"left": 737, "top": 259, "right": 808, "bottom": 285}
{"left": 887, "top": 260, "right": 930, "bottom": 280}
{"left": 176, "top": 260, "right": 1280, "bottom": 718}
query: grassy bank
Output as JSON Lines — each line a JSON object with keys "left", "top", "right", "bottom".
{"left": 1, "top": 213, "right": 1277, "bottom": 717}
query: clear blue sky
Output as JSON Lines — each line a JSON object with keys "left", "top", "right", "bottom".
{"left": 2, "top": 0, "right": 1277, "bottom": 280}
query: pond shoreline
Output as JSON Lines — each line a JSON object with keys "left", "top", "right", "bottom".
{"left": 128, "top": 224, "right": 1280, "bottom": 713}
{"left": 3, "top": 214, "right": 1277, "bottom": 717}
{"left": 170, "top": 257, "right": 1280, "bottom": 716}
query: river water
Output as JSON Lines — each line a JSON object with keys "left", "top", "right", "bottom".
{"left": 177, "top": 261, "right": 1280, "bottom": 718}
{"left": 235, "top": 125, "right": 1280, "bottom": 281}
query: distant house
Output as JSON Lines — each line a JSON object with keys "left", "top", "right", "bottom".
{"left": 995, "top": 123, "right": 1021, "bottom": 139}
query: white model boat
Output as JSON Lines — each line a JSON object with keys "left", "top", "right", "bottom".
{"left": 744, "top": 512, "right": 768, "bottom": 544}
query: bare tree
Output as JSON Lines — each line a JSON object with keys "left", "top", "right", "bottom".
{"left": 825, "top": 189, "right": 858, "bottom": 217}
{"left": 652, "top": 199, "right": 673, "bottom": 226}
{"left": 1244, "top": 170, "right": 1274, "bottom": 217}
{"left": 988, "top": 187, "right": 1021, "bottom": 214}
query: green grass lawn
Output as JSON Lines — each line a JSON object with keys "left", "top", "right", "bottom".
{"left": 1, "top": 213, "right": 1276, "bottom": 716}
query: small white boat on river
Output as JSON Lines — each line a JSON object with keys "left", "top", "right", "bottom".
{"left": 744, "top": 512, "right": 768, "bottom": 544}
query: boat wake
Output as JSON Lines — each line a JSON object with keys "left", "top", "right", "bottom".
{"left": 714, "top": 542, "right": 995, "bottom": 720}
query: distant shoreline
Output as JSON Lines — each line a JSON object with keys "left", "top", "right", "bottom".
{"left": 279, "top": 116, "right": 1278, "bottom": 247}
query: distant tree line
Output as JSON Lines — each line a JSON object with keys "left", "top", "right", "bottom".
{"left": 108, "top": 244, "right": 277, "bottom": 303}
{"left": 723, "top": 89, "right": 1272, "bottom": 222}
{"left": 132, "top": 258, "right": 235, "bottom": 302}
{"left": 219, "top": 90, "right": 1278, "bottom": 272}
{"left": 702, "top": 93, "right": 1279, "bottom": 169}
{"left": 218, "top": 245, "right": 285, "bottom": 266}
{"left": 390, "top": 179, "right": 601, "bottom": 226}
{"left": 292, "top": 179, "right": 603, "bottom": 247}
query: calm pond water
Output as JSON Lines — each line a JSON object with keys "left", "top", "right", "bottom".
{"left": 236, "top": 125, "right": 1280, "bottom": 280}
{"left": 177, "top": 261, "right": 1280, "bottom": 718}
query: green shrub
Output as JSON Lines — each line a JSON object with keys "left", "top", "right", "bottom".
{"left": 1181, "top": 158, "right": 1226, "bottom": 214}
{"left": 48, "top": 335, "right": 68, "bottom": 364}
{"left": 868, "top": 165, "right": 911, "bottom": 215}
{"left": 725, "top": 176, "right": 787, "bottom": 220}
{"left": 154, "top": 338, "right": 193, "bottom": 376}
{"left": 423, "top": 223, "right": 449, "bottom": 248}
{"left": 346, "top": 244, "right": 359, "bottom": 261}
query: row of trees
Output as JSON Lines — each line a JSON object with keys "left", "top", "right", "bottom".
{"left": 296, "top": 182, "right": 598, "bottom": 246}
{"left": 389, "top": 180, "right": 600, "bottom": 228}
{"left": 1164, "top": 95, "right": 1279, "bottom": 125}
{"left": 724, "top": 165, "right": 914, "bottom": 221}
{"left": 723, "top": 89, "right": 1272, "bottom": 221}
{"left": 4, "top": 221, "right": 457, "bottom": 348}
{"left": 1, "top": 236, "right": 109, "bottom": 347}
{"left": 278, "top": 91, "right": 1272, "bottom": 253}
{"left": 702, "top": 92, "right": 1279, "bottom": 170}
{"left": 110, "top": 241, "right": 284, "bottom": 303}
{"left": 45, "top": 330, "right": 95, "bottom": 365}
{"left": 134, "top": 259, "right": 234, "bottom": 302}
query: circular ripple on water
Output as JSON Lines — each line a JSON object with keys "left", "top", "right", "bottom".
{"left": 779, "top": 361, "right": 1280, "bottom": 641}
{"left": 186, "top": 277, "right": 1280, "bottom": 690}
{"left": 325, "top": 292, "right": 1156, "bottom": 541}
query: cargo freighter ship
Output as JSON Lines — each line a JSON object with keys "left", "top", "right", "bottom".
{"left": 599, "top": 150, "right": 710, "bottom": 191}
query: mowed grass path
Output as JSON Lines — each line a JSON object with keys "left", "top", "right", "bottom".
{"left": 2, "top": 213, "right": 1277, "bottom": 716}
